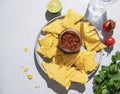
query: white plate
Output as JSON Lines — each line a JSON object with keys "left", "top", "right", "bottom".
{"left": 34, "top": 16, "right": 103, "bottom": 77}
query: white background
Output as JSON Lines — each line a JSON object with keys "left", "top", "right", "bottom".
{"left": 0, "top": 0, "right": 120, "bottom": 94}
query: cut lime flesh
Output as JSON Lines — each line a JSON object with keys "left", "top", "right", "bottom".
{"left": 47, "top": 0, "right": 62, "bottom": 13}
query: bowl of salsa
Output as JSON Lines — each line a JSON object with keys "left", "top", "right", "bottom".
{"left": 59, "top": 28, "right": 82, "bottom": 53}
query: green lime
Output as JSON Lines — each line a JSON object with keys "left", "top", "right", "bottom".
{"left": 47, "top": 0, "right": 62, "bottom": 13}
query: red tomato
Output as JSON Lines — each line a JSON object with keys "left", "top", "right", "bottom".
{"left": 103, "top": 19, "right": 116, "bottom": 32}
{"left": 105, "top": 36, "right": 115, "bottom": 46}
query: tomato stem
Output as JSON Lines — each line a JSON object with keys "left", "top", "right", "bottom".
{"left": 109, "top": 20, "right": 114, "bottom": 28}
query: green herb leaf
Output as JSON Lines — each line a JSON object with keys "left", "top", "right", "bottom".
{"left": 94, "top": 51, "right": 120, "bottom": 94}
{"left": 112, "top": 51, "right": 120, "bottom": 63}
{"left": 94, "top": 75, "right": 103, "bottom": 83}
{"left": 109, "top": 64, "right": 118, "bottom": 73}
{"left": 102, "top": 88, "right": 108, "bottom": 94}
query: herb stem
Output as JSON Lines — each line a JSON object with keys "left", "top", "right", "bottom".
{"left": 94, "top": 80, "right": 106, "bottom": 94}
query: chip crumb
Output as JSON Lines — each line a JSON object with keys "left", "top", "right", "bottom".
{"left": 24, "top": 48, "right": 28, "bottom": 52}
{"left": 24, "top": 67, "right": 28, "bottom": 72}
{"left": 27, "top": 74, "right": 33, "bottom": 80}
{"left": 21, "top": 66, "right": 28, "bottom": 72}
{"left": 35, "top": 85, "right": 40, "bottom": 88}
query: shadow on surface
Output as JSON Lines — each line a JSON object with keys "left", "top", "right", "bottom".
{"left": 104, "top": 46, "right": 114, "bottom": 56}
{"left": 88, "top": 67, "right": 98, "bottom": 80}
{"left": 92, "top": 79, "right": 97, "bottom": 93}
{"left": 45, "top": 10, "right": 61, "bottom": 21}
{"left": 34, "top": 50, "right": 86, "bottom": 94}
{"left": 69, "top": 82, "right": 85, "bottom": 93}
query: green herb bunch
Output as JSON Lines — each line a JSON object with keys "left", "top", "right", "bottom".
{"left": 94, "top": 51, "right": 120, "bottom": 94}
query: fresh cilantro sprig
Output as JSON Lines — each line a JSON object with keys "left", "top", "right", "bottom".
{"left": 94, "top": 51, "right": 120, "bottom": 94}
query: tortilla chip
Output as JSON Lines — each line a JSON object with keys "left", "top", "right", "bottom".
{"left": 71, "top": 70, "right": 88, "bottom": 84}
{"left": 43, "top": 19, "right": 65, "bottom": 34}
{"left": 62, "top": 9, "right": 83, "bottom": 28}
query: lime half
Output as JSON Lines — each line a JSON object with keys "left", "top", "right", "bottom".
{"left": 47, "top": 0, "right": 62, "bottom": 13}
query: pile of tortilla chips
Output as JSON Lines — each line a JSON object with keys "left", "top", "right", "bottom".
{"left": 37, "top": 9, "right": 106, "bottom": 90}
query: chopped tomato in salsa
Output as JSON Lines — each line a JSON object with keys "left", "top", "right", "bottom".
{"left": 60, "top": 31, "right": 80, "bottom": 51}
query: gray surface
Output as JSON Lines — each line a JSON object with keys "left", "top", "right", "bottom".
{"left": 0, "top": 0, "right": 120, "bottom": 94}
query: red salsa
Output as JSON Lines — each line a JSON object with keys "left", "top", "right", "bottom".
{"left": 59, "top": 29, "right": 81, "bottom": 52}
